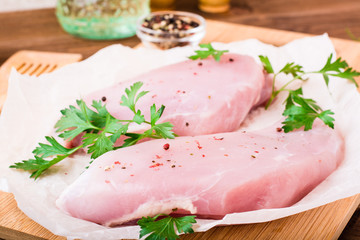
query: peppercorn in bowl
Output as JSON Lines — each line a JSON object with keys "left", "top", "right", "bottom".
{"left": 136, "top": 11, "right": 206, "bottom": 50}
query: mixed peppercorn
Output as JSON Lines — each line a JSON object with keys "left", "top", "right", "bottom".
{"left": 142, "top": 13, "right": 199, "bottom": 32}
{"left": 140, "top": 13, "right": 202, "bottom": 49}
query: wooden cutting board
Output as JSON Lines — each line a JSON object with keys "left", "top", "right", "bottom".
{"left": 0, "top": 50, "right": 82, "bottom": 112}
{"left": 1, "top": 20, "right": 360, "bottom": 240}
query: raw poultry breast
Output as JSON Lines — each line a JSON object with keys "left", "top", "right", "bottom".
{"left": 84, "top": 53, "right": 270, "bottom": 136}
{"left": 57, "top": 121, "right": 344, "bottom": 226}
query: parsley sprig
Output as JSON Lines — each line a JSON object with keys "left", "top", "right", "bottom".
{"left": 138, "top": 212, "right": 196, "bottom": 240}
{"left": 10, "top": 82, "right": 175, "bottom": 179}
{"left": 259, "top": 54, "right": 360, "bottom": 132}
{"left": 189, "top": 43, "right": 229, "bottom": 62}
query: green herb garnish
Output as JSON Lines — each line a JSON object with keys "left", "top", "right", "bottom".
{"left": 10, "top": 82, "right": 175, "bottom": 179}
{"left": 189, "top": 43, "right": 229, "bottom": 62}
{"left": 138, "top": 212, "right": 196, "bottom": 240}
{"left": 259, "top": 54, "right": 360, "bottom": 132}
{"left": 346, "top": 28, "right": 360, "bottom": 41}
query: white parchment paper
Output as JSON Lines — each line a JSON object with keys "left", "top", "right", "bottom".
{"left": 1, "top": 34, "right": 360, "bottom": 240}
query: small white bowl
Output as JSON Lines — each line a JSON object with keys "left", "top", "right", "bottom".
{"left": 136, "top": 11, "right": 206, "bottom": 50}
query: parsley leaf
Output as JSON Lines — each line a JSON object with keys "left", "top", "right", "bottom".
{"left": 133, "top": 109, "right": 146, "bottom": 124}
{"left": 259, "top": 55, "right": 274, "bottom": 74}
{"left": 189, "top": 43, "right": 229, "bottom": 62}
{"left": 10, "top": 140, "right": 81, "bottom": 179}
{"left": 55, "top": 99, "right": 129, "bottom": 159}
{"left": 138, "top": 214, "right": 196, "bottom": 240}
{"left": 32, "top": 136, "right": 73, "bottom": 158}
{"left": 121, "top": 133, "right": 143, "bottom": 148}
{"left": 282, "top": 88, "right": 335, "bottom": 132}
{"left": 120, "top": 81, "right": 149, "bottom": 113}
{"left": 55, "top": 101, "right": 96, "bottom": 141}
{"left": 149, "top": 122, "right": 176, "bottom": 139}
{"left": 279, "top": 62, "right": 304, "bottom": 78}
{"left": 259, "top": 54, "right": 359, "bottom": 132}
{"left": 10, "top": 81, "right": 175, "bottom": 179}
{"left": 142, "top": 104, "right": 175, "bottom": 140}
{"left": 315, "top": 53, "right": 360, "bottom": 87}
{"left": 150, "top": 104, "right": 165, "bottom": 126}
{"left": 10, "top": 156, "right": 61, "bottom": 180}
{"left": 85, "top": 132, "right": 115, "bottom": 159}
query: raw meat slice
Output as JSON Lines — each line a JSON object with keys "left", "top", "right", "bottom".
{"left": 56, "top": 121, "right": 344, "bottom": 226}
{"left": 82, "top": 54, "right": 269, "bottom": 136}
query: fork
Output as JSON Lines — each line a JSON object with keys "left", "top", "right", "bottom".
{"left": 0, "top": 50, "right": 82, "bottom": 112}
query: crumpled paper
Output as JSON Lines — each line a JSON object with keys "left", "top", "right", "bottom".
{"left": 0, "top": 34, "right": 360, "bottom": 240}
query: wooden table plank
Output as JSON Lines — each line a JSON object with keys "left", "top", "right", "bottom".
{"left": 183, "top": 195, "right": 360, "bottom": 240}
{"left": 1, "top": 0, "right": 360, "bottom": 65}
{"left": 0, "top": 192, "right": 64, "bottom": 240}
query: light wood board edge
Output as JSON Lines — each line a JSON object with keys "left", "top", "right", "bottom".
{"left": 182, "top": 194, "right": 360, "bottom": 240}
{"left": 1, "top": 190, "right": 359, "bottom": 240}
{"left": 203, "top": 20, "right": 360, "bottom": 69}
{"left": 0, "top": 50, "right": 82, "bottom": 112}
{"left": 0, "top": 192, "right": 65, "bottom": 240}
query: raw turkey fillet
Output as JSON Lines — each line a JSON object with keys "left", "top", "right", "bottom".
{"left": 67, "top": 54, "right": 271, "bottom": 147}
{"left": 56, "top": 121, "right": 344, "bottom": 226}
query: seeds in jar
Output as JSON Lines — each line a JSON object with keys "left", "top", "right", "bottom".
{"left": 140, "top": 13, "right": 201, "bottom": 49}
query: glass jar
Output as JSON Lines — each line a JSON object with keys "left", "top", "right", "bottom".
{"left": 136, "top": 11, "right": 206, "bottom": 50}
{"left": 56, "top": 0, "right": 150, "bottom": 40}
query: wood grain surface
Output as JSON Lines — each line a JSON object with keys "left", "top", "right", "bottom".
{"left": 1, "top": 1, "right": 360, "bottom": 239}
{"left": 0, "top": 50, "right": 82, "bottom": 111}
{"left": 1, "top": 0, "right": 360, "bottom": 65}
